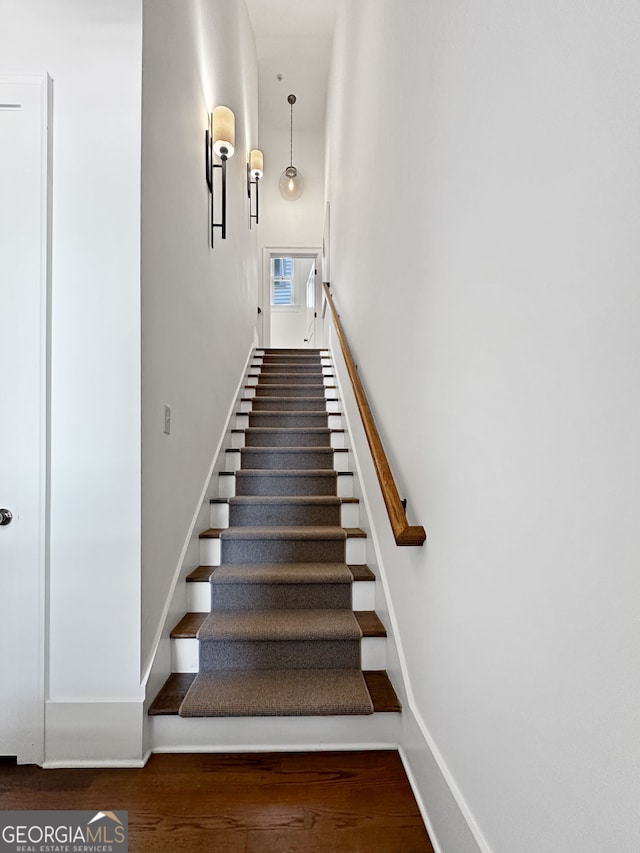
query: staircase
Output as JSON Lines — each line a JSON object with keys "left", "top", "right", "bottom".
{"left": 148, "top": 349, "right": 400, "bottom": 743}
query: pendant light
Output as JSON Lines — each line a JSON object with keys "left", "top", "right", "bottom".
{"left": 279, "top": 94, "right": 304, "bottom": 201}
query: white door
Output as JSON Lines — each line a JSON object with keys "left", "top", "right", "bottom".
{"left": 0, "top": 76, "right": 49, "bottom": 764}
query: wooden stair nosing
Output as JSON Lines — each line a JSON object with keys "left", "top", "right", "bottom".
{"left": 186, "top": 563, "right": 375, "bottom": 583}
{"left": 230, "top": 427, "right": 346, "bottom": 435}
{"left": 224, "top": 469, "right": 353, "bottom": 478}
{"left": 148, "top": 669, "right": 400, "bottom": 716}
{"left": 199, "top": 525, "right": 366, "bottom": 540}
{"left": 226, "top": 446, "right": 348, "bottom": 455}
{"left": 169, "top": 610, "right": 385, "bottom": 640}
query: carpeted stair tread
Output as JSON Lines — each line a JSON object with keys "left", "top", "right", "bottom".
{"left": 170, "top": 610, "right": 383, "bottom": 639}
{"left": 234, "top": 468, "right": 348, "bottom": 497}
{"left": 243, "top": 427, "right": 333, "bottom": 447}
{"left": 255, "top": 367, "right": 326, "bottom": 373}
{"left": 248, "top": 411, "right": 336, "bottom": 419}
{"left": 227, "top": 496, "right": 342, "bottom": 507}
{"left": 255, "top": 383, "right": 330, "bottom": 391}
{"left": 254, "top": 385, "right": 329, "bottom": 395}
{"left": 243, "top": 427, "right": 332, "bottom": 433}
{"left": 255, "top": 376, "right": 328, "bottom": 381}
{"left": 241, "top": 446, "right": 335, "bottom": 453}
{"left": 236, "top": 468, "right": 338, "bottom": 478}
{"left": 218, "top": 526, "right": 348, "bottom": 541}
{"left": 197, "top": 608, "right": 363, "bottom": 641}
{"left": 250, "top": 397, "right": 336, "bottom": 411}
{"left": 150, "top": 670, "right": 400, "bottom": 716}
{"left": 211, "top": 562, "right": 353, "bottom": 584}
{"left": 186, "top": 563, "right": 374, "bottom": 583}
{"left": 239, "top": 447, "right": 338, "bottom": 471}
{"left": 222, "top": 495, "right": 343, "bottom": 528}
{"left": 179, "top": 669, "right": 374, "bottom": 717}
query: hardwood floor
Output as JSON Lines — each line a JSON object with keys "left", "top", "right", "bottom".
{"left": 0, "top": 751, "right": 434, "bottom": 852}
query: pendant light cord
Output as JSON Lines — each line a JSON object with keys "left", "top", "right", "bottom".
{"left": 287, "top": 93, "right": 296, "bottom": 168}
{"left": 289, "top": 99, "right": 293, "bottom": 167}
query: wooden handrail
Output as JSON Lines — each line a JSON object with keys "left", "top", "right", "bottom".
{"left": 323, "top": 283, "right": 426, "bottom": 546}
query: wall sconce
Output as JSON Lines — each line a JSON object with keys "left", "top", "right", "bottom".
{"left": 247, "top": 149, "right": 263, "bottom": 227}
{"left": 205, "top": 105, "right": 235, "bottom": 246}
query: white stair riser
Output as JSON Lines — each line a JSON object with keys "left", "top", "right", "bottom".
{"left": 218, "top": 474, "right": 235, "bottom": 498}
{"left": 187, "top": 582, "right": 211, "bottom": 612}
{"left": 336, "top": 474, "right": 354, "bottom": 498}
{"left": 361, "top": 636, "right": 386, "bottom": 669}
{"left": 210, "top": 502, "right": 230, "bottom": 528}
{"left": 346, "top": 537, "right": 366, "bottom": 564}
{"left": 150, "top": 711, "right": 401, "bottom": 753}
{"left": 172, "top": 636, "right": 386, "bottom": 673}
{"left": 186, "top": 578, "right": 375, "bottom": 613}
{"left": 199, "top": 534, "right": 365, "bottom": 566}
{"left": 353, "top": 581, "right": 375, "bottom": 610}
{"left": 218, "top": 472, "right": 354, "bottom": 499}
{"left": 200, "top": 539, "right": 221, "bottom": 566}
{"left": 342, "top": 502, "right": 360, "bottom": 527}
{"left": 210, "top": 500, "right": 359, "bottom": 529}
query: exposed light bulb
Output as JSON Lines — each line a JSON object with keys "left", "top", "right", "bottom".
{"left": 279, "top": 165, "right": 304, "bottom": 201}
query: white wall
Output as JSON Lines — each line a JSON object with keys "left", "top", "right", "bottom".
{"left": 0, "top": 0, "right": 143, "bottom": 762}
{"left": 141, "top": 0, "right": 260, "bottom": 679}
{"left": 326, "top": 2, "right": 640, "bottom": 852}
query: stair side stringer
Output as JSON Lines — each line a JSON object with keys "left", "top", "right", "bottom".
{"left": 141, "top": 340, "right": 260, "bottom": 729}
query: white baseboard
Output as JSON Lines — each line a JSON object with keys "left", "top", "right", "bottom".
{"left": 44, "top": 699, "right": 145, "bottom": 767}
{"left": 398, "top": 702, "right": 489, "bottom": 853}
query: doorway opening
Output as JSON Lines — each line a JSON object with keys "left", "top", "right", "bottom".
{"left": 260, "top": 248, "right": 320, "bottom": 349}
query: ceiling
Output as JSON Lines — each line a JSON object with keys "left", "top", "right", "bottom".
{"left": 244, "top": 0, "right": 340, "bottom": 133}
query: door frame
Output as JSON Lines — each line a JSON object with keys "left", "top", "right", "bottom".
{"left": 0, "top": 74, "right": 51, "bottom": 764}
{"left": 261, "top": 247, "right": 321, "bottom": 349}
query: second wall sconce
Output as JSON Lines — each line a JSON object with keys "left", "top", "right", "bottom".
{"left": 247, "top": 149, "right": 264, "bottom": 227}
{"left": 205, "top": 105, "right": 235, "bottom": 247}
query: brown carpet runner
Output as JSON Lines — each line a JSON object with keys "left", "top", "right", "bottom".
{"left": 180, "top": 349, "right": 374, "bottom": 717}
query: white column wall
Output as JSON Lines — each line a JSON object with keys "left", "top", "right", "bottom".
{"left": 0, "top": 0, "right": 143, "bottom": 747}
{"left": 141, "top": 0, "right": 260, "bottom": 676}
{"left": 325, "top": 2, "right": 640, "bottom": 852}
{"left": 258, "top": 129, "right": 325, "bottom": 249}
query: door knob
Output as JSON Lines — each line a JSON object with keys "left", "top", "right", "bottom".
{"left": 0, "top": 509, "right": 13, "bottom": 526}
